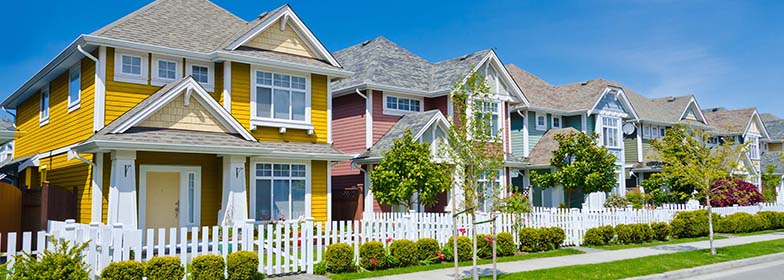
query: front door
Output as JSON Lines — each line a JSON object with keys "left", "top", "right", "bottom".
{"left": 141, "top": 165, "right": 202, "bottom": 229}
{"left": 145, "top": 172, "right": 180, "bottom": 229}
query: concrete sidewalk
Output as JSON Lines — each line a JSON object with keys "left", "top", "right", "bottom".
{"left": 363, "top": 232, "right": 784, "bottom": 280}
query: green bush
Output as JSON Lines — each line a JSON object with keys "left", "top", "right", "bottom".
{"left": 519, "top": 227, "right": 565, "bottom": 252}
{"left": 496, "top": 232, "right": 516, "bottom": 257}
{"left": 583, "top": 225, "right": 615, "bottom": 246}
{"left": 192, "top": 254, "right": 225, "bottom": 280}
{"left": 758, "top": 211, "right": 784, "bottom": 229}
{"left": 446, "top": 236, "right": 473, "bottom": 261}
{"left": 614, "top": 224, "right": 636, "bottom": 244}
{"left": 476, "top": 234, "right": 492, "bottom": 259}
{"left": 226, "top": 251, "right": 261, "bottom": 280}
{"left": 389, "top": 240, "right": 417, "bottom": 267}
{"left": 671, "top": 210, "right": 710, "bottom": 238}
{"left": 359, "top": 241, "right": 387, "bottom": 270}
{"left": 325, "top": 243, "right": 355, "bottom": 273}
{"left": 415, "top": 238, "right": 441, "bottom": 262}
{"left": 718, "top": 213, "right": 769, "bottom": 233}
{"left": 145, "top": 256, "right": 184, "bottom": 280}
{"left": 651, "top": 222, "right": 671, "bottom": 241}
{"left": 100, "top": 260, "right": 145, "bottom": 280}
{"left": 11, "top": 238, "right": 89, "bottom": 280}
{"left": 518, "top": 227, "right": 540, "bottom": 252}
{"left": 313, "top": 262, "right": 326, "bottom": 275}
{"left": 604, "top": 193, "right": 630, "bottom": 208}
{"left": 542, "top": 227, "right": 566, "bottom": 250}
{"left": 635, "top": 224, "right": 654, "bottom": 243}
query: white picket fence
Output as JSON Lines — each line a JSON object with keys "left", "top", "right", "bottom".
{"left": 2, "top": 203, "right": 783, "bottom": 279}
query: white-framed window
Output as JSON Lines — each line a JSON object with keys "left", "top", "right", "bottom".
{"left": 601, "top": 116, "right": 621, "bottom": 148}
{"left": 643, "top": 125, "right": 650, "bottom": 138}
{"left": 39, "top": 86, "right": 50, "bottom": 125}
{"left": 660, "top": 128, "right": 666, "bottom": 137}
{"left": 252, "top": 70, "right": 310, "bottom": 127}
{"left": 151, "top": 55, "right": 181, "bottom": 85}
{"left": 477, "top": 170, "right": 503, "bottom": 212}
{"left": 747, "top": 135, "right": 760, "bottom": 160}
{"left": 68, "top": 64, "right": 81, "bottom": 111}
{"left": 552, "top": 115, "right": 562, "bottom": 128}
{"left": 420, "top": 124, "right": 448, "bottom": 156}
{"left": 535, "top": 113, "right": 546, "bottom": 131}
{"left": 651, "top": 125, "right": 659, "bottom": 138}
{"left": 114, "top": 49, "right": 148, "bottom": 85}
{"left": 186, "top": 60, "right": 214, "bottom": 91}
{"left": 252, "top": 163, "right": 308, "bottom": 221}
{"left": 383, "top": 93, "right": 422, "bottom": 115}
{"left": 475, "top": 100, "right": 500, "bottom": 137}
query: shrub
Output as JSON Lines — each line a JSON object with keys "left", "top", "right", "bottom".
{"left": 519, "top": 227, "right": 565, "bottom": 252}
{"left": 718, "top": 213, "right": 768, "bottom": 233}
{"left": 604, "top": 194, "right": 630, "bottom": 208}
{"left": 226, "top": 251, "right": 261, "bottom": 280}
{"left": 614, "top": 224, "right": 637, "bottom": 244}
{"left": 100, "top": 260, "right": 145, "bottom": 280}
{"left": 192, "top": 254, "right": 225, "bottom": 280}
{"left": 476, "top": 234, "right": 493, "bottom": 259}
{"left": 11, "top": 238, "right": 89, "bottom": 280}
{"left": 313, "top": 262, "right": 326, "bottom": 275}
{"left": 145, "top": 256, "right": 184, "bottom": 280}
{"left": 496, "top": 232, "right": 516, "bottom": 257}
{"left": 446, "top": 236, "right": 473, "bottom": 261}
{"left": 583, "top": 225, "right": 614, "bottom": 246}
{"left": 710, "top": 179, "right": 765, "bottom": 207}
{"left": 359, "top": 241, "right": 387, "bottom": 270}
{"left": 518, "top": 227, "right": 540, "bottom": 252}
{"left": 671, "top": 210, "right": 710, "bottom": 238}
{"left": 325, "top": 243, "right": 355, "bottom": 273}
{"left": 637, "top": 224, "right": 654, "bottom": 242}
{"left": 415, "top": 238, "right": 441, "bottom": 262}
{"left": 541, "top": 227, "right": 565, "bottom": 250}
{"left": 758, "top": 211, "right": 784, "bottom": 229}
{"left": 626, "top": 190, "right": 648, "bottom": 209}
{"left": 389, "top": 240, "right": 417, "bottom": 267}
{"left": 651, "top": 222, "right": 671, "bottom": 241}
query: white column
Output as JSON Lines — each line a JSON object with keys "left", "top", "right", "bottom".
{"left": 219, "top": 155, "right": 248, "bottom": 227}
{"left": 636, "top": 124, "right": 643, "bottom": 162}
{"left": 90, "top": 152, "right": 104, "bottom": 224}
{"left": 94, "top": 46, "right": 106, "bottom": 132}
{"left": 326, "top": 162, "right": 332, "bottom": 221}
{"left": 446, "top": 166, "right": 465, "bottom": 212}
{"left": 107, "top": 150, "right": 137, "bottom": 229}
{"left": 363, "top": 164, "right": 374, "bottom": 215}
{"left": 223, "top": 61, "right": 232, "bottom": 111}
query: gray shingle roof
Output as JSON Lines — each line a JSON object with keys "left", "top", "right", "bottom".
{"left": 356, "top": 110, "right": 443, "bottom": 160}
{"left": 332, "top": 36, "right": 491, "bottom": 93}
{"left": 0, "top": 116, "right": 14, "bottom": 131}
{"left": 624, "top": 92, "right": 708, "bottom": 127}
{"left": 526, "top": 128, "right": 579, "bottom": 166}
{"left": 762, "top": 152, "right": 784, "bottom": 174}
{"left": 703, "top": 108, "right": 756, "bottom": 135}
{"left": 764, "top": 119, "right": 784, "bottom": 142}
{"left": 761, "top": 113, "right": 780, "bottom": 122}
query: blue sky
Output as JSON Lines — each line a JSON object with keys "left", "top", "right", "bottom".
{"left": 1, "top": 0, "right": 782, "bottom": 116}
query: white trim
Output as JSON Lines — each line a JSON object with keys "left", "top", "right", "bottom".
{"left": 248, "top": 159, "right": 312, "bottom": 221}
{"left": 76, "top": 140, "right": 271, "bottom": 156}
{"left": 327, "top": 76, "right": 332, "bottom": 144}
{"left": 680, "top": 96, "right": 708, "bottom": 124}
{"left": 67, "top": 63, "right": 81, "bottom": 112}
{"left": 382, "top": 92, "right": 424, "bottom": 116}
{"left": 744, "top": 110, "right": 771, "bottom": 140}
{"left": 535, "top": 112, "right": 546, "bottom": 131}
{"left": 366, "top": 90, "right": 373, "bottom": 148}
{"left": 185, "top": 59, "right": 214, "bottom": 92}
{"left": 91, "top": 152, "right": 104, "bottom": 224}
{"left": 113, "top": 49, "right": 148, "bottom": 85}
{"left": 636, "top": 125, "right": 643, "bottom": 162}
{"left": 39, "top": 86, "right": 50, "bottom": 126}
{"left": 327, "top": 162, "right": 332, "bottom": 221}
{"left": 581, "top": 113, "right": 587, "bottom": 133}
{"left": 522, "top": 111, "right": 530, "bottom": 157}
{"left": 551, "top": 115, "right": 562, "bottom": 128}
{"left": 588, "top": 87, "right": 638, "bottom": 121}
{"left": 223, "top": 61, "right": 232, "bottom": 111}
{"left": 151, "top": 54, "right": 182, "bottom": 86}
{"left": 138, "top": 165, "right": 202, "bottom": 230}
{"left": 249, "top": 66, "right": 313, "bottom": 130}
{"left": 94, "top": 46, "right": 107, "bottom": 131}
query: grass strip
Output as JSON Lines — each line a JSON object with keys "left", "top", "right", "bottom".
{"left": 732, "top": 229, "right": 784, "bottom": 237}
{"left": 589, "top": 235, "right": 728, "bottom": 250}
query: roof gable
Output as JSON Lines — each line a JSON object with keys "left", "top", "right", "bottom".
{"left": 589, "top": 86, "right": 639, "bottom": 119}
{"left": 138, "top": 93, "right": 229, "bottom": 133}
{"left": 680, "top": 97, "right": 708, "bottom": 124}
{"left": 356, "top": 110, "right": 449, "bottom": 160}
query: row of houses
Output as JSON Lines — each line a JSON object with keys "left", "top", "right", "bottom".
{"left": 0, "top": 0, "right": 781, "bottom": 231}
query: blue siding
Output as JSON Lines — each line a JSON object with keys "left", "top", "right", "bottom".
{"left": 563, "top": 115, "right": 582, "bottom": 131}
{"left": 528, "top": 111, "right": 545, "bottom": 152}
{"left": 510, "top": 112, "right": 525, "bottom": 157}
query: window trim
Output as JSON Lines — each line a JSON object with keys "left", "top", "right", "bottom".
{"left": 382, "top": 92, "right": 423, "bottom": 116}
{"left": 113, "top": 49, "right": 148, "bottom": 85}
{"left": 151, "top": 55, "right": 182, "bottom": 86}
{"left": 186, "top": 60, "right": 214, "bottom": 91}
{"left": 747, "top": 134, "right": 761, "bottom": 160}
{"left": 643, "top": 125, "right": 650, "bottom": 138}
{"left": 249, "top": 159, "right": 312, "bottom": 222}
{"left": 552, "top": 115, "right": 562, "bottom": 128}
{"left": 39, "top": 86, "right": 50, "bottom": 126}
{"left": 600, "top": 115, "right": 621, "bottom": 149}
{"left": 250, "top": 66, "right": 313, "bottom": 130}
{"left": 476, "top": 99, "right": 501, "bottom": 137}
{"left": 68, "top": 64, "right": 81, "bottom": 112}
{"left": 535, "top": 112, "right": 546, "bottom": 131}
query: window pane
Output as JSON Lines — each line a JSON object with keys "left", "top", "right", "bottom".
{"left": 256, "top": 87, "right": 272, "bottom": 118}
{"left": 273, "top": 180, "right": 290, "bottom": 220}
{"left": 292, "top": 91, "right": 306, "bottom": 121}
{"left": 273, "top": 164, "right": 290, "bottom": 177}
{"left": 159, "top": 61, "right": 176, "bottom": 80}
{"left": 255, "top": 179, "right": 272, "bottom": 220}
{"left": 274, "top": 73, "right": 290, "bottom": 87}
{"left": 256, "top": 163, "right": 272, "bottom": 177}
{"left": 274, "top": 89, "right": 291, "bottom": 119}
{"left": 192, "top": 66, "right": 209, "bottom": 83}
{"left": 411, "top": 100, "right": 421, "bottom": 111}
{"left": 188, "top": 173, "right": 195, "bottom": 224}
{"left": 291, "top": 164, "right": 306, "bottom": 177}
{"left": 492, "top": 115, "right": 499, "bottom": 136}
{"left": 257, "top": 72, "right": 272, "bottom": 85}
{"left": 122, "top": 56, "right": 141, "bottom": 75}
{"left": 386, "top": 96, "right": 397, "bottom": 109}
{"left": 291, "top": 76, "right": 306, "bottom": 89}
{"left": 69, "top": 70, "right": 80, "bottom": 103}
{"left": 291, "top": 180, "right": 306, "bottom": 219}
{"left": 398, "top": 99, "right": 410, "bottom": 111}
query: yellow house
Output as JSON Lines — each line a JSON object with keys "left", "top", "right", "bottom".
{"left": 2, "top": 0, "right": 352, "bottom": 229}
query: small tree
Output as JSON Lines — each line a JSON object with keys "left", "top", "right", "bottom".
{"left": 762, "top": 164, "right": 782, "bottom": 203}
{"left": 530, "top": 131, "right": 618, "bottom": 207}
{"left": 370, "top": 130, "right": 452, "bottom": 210}
{"left": 646, "top": 124, "right": 746, "bottom": 254}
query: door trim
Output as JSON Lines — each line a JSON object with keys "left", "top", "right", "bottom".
{"left": 139, "top": 165, "right": 202, "bottom": 230}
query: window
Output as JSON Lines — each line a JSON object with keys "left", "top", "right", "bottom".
{"left": 651, "top": 126, "right": 659, "bottom": 138}
{"left": 151, "top": 57, "right": 180, "bottom": 85}
{"left": 552, "top": 116, "right": 562, "bottom": 128}
{"left": 536, "top": 113, "right": 546, "bottom": 131}
{"left": 114, "top": 50, "right": 148, "bottom": 84}
{"left": 68, "top": 64, "right": 81, "bottom": 111}
{"left": 475, "top": 100, "right": 500, "bottom": 136}
{"left": 191, "top": 65, "right": 209, "bottom": 83}
{"left": 121, "top": 55, "right": 142, "bottom": 76}
{"left": 747, "top": 135, "right": 760, "bottom": 160}
{"left": 187, "top": 173, "right": 195, "bottom": 224}
{"left": 253, "top": 163, "right": 307, "bottom": 221}
{"left": 186, "top": 61, "right": 214, "bottom": 91}
{"left": 384, "top": 95, "right": 421, "bottom": 113}
{"left": 477, "top": 171, "right": 502, "bottom": 212}
{"left": 660, "top": 128, "right": 666, "bottom": 137}
{"left": 643, "top": 125, "right": 650, "bottom": 138}
{"left": 601, "top": 116, "right": 620, "bottom": 148}
{"left": 254, "top": 71, "right": 308, "bottom": 122}
{"left": 39, "top": 87, "right": 50, "bottom": 125}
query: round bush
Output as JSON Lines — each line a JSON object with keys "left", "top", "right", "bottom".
{"left": 671, "top": 210, "right": 710, "bottom": 238}
{"left": 100, "top": 260, "right": 145, "bottom": 280}
{"left": 583, "top": 228, "right": 607, "bottom": 246}
{"left": 415, "top": 238, "right": 441, "bottom": 262}
{"left": 615, "top": 224, "right": 637, "bottom": 244}
{"left": 359, "top": 241, "right": 387, "bottom": 270}
{"left": 636, "top": 224, "right": 654, "bottom": 243}
{"left": 476, "top": 234, "right": 493, "bottom": 259}
{"left": 710, "top": 179, "right": 765, "bottom": 207}
{"left": 651, "top": 222, "right": 671, "bottom": 241}
{"left": 542, "top": 227, "right": 566, "bottom": 250}
{"left": 446, "top": 236, "right": 473, "bottom": 261}
{"left": 518, "top": 227, "right": 540, "bottom": 252}
{"left": 192, "top": 254, "right": 225, "bottom": 280}
{"left": 145, "top": 256, "right": 184, "bottom": 280}
{"left": 496, "top": 232, "right": 516, "bottom": 257}
{"left": 227, "top": 251, "right": 260, "bottom": 280}
{"left": 325, "top": 243, "right": 355, "bottom": 273}
{"left": 389, "top": 240, "right": 417, "bottom": 267}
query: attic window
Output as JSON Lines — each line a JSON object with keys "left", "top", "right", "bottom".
{"left": 121, "top": 55, "right": 142, "bottom": 75}
{"left": 114, "top": 49, "right": 149, "bottom": 85}
{"left": 186, "top": 60, "right": 214, "bottom": 91}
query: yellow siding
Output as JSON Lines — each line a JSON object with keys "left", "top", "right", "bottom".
{"left": 14, "top": 56, "right": 96, "bottom": 158}
{"left": 215, "top": 62, "right": 224, "bottom": 103}
{"left": 311, "top": 161, "right": 327, "bottom": 222}
{"left": 749, "top": 119, "right": 761, "bottom": 134}
{"left": 244, "top": 20, "right": 316, "bottom": 58}
{"left": 41, "top": 153, "right": 93, "bottom": 224}
{"left": 139, "top": 96, "right": 228, "bottom": 133}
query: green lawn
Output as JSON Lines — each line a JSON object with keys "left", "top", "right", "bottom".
{"left": 588, "top": 235, "right": 728, "bottom": 250}
{"left": 487, "top": 238, "right": 784, "bottom": 280}
{"left": 328, "top": 249, "right": 583, "bottom": 280}
{"left": 732, "top": 229, "right": 784, "bottom": 237}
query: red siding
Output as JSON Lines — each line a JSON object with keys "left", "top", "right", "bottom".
{"left": 331, "top": 92, "right": 367, "bottom": 191}
{"left": 372, "top": 90, "right": 401, "bottom": 143}
{"left": 425, "top": 96, "right": 448, "bottom": 116}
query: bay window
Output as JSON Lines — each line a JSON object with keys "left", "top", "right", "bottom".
{"left": 601, "top": 116, "right": 621, "bottom": 148}
{"left": 253, "top": 163, "right": 307, "bottom": 221}
{"left": 253, "top": 70, "right": 309, "bottom": 123}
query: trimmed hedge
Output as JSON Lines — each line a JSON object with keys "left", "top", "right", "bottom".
{"left": 415, "top": 238, "right": 441, "bottom": 262}
{"left": 496, "top": 232, "right": 516, "bottom": 257}
{"left": 758, "top": 211, "right": 784, "bottom": 229}
{"left": 145, "top": 256, "right": 184, "bottom": 280}
{"left": 583, "top": 225, "right": 614, "bottom": 246}
{"left": 651, "top": 222, "right": 671, "bottom": 241}
{"left": 226, "top": 251, "right": 261, "bottom": 280}
{"left": 446, "top": 236, "right": 473, "bottom": 261}
{"left": 717, "top": 212, "right": 769, "bottom": 233}
{"left": 192, "top": 254, "right": 225, "bottom": 280}
{"left": 359, "top": 241, "right": 387, "bottom": 270}
{"left": 671, "top": 210, "right": 711, "bottom": 238}
{"left": 325, "top": 243, "right": 355, "bottom": 273}
{"left": 518, "top": 227, "right": 565, "bottom": 252}
{"left": 389, "top": 240, "right": 417, "bottom": 267}
{"left": 100, "top": 260, "right": 145, "bottom": 280}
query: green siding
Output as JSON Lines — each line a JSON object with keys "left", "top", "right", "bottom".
{"left": 510, "top": 112, "right": 525, "bottom": 157}
{"left": 624, "top": 137, "right": 638, "bottom": 164}
{"left": 563, "top": 115, "right": 582, "bottom": 131}
{"left": 528, "top": 111, "right": 545, "bottom": 152}
{"left": 641, "top": 139, "right": 653, "bottom": 161}
{"left": 586, "top": 115, "right": 596, "bottom": 134}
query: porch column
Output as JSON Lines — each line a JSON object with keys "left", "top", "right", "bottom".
{"left": 363, "top": 164, "right": 374, "bottom": 216}
{"left": 107, "top": 150, "right": 137, "bottom": 229}
{"left": 219, "top": 155, "right": 248, "bottom": 227}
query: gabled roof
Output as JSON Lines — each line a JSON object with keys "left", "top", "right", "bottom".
{"left": 764, "top": 119, "right": 784, "bottom": 142}
{"left": 761, "top": 113, "right": 780, "bottom": 122}
{"left": 355, "top": 110, "right": 448, "bottom": 162}
{"left": 332, "top": 37, "right": 526, "bottom": 103}
{"left": 703, "top": 108, "right": 769, "bottom": 138}
{"left": 505, "top": 64, "right": 557, "bottom": 108}
{"left": 525, "top": 127, "right": 579, "bottom": 167}
{"left": 762, "top": 152, "right": 784, "bottom": 174}
{"left": 625, "top": 92, "right": 708, "bottom": 126}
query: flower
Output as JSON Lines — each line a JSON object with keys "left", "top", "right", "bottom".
{"left": 386, "top": 237, "right": 393, "bottom": 243}
{"left": 485, "top": 236, "right": 493, "bottom": 243}
{"left": 458, "top": 228, "right": 466, "bottom": 235}
{"left": 438, "top": 253, "right": 445, "bottom": 260}
{"left": 371, "top": 259, "right": 377, "bottom": 265}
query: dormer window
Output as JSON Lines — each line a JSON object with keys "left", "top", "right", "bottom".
{"left": 114, "top": 49, "right": 148, "bottom": 85}
{"left": 552, "top": 116, "right": 562, "bottom": 128}
{"left": 535, "top": 113, "right": 546, "bottom": 131}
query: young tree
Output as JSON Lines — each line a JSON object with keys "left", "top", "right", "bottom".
{"left": 530, "top": 131, "right": 618, "bottom": 207}
{"left": 646, "top": 124, "right": 746, "bottom": 254}
{"left": 440, "top": 70, "right": 506, "bottom": 280}
{"left": 762, "top": 163, "right": 782, "bottom": 203}
{"left": 370, "top": 130, "right": 452, "bottom": 210}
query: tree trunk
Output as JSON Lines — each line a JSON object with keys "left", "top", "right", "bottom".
{"left": 472, "top": 211, "right": 478, "bottom": 280}
{"left": 706, "top": 189, "right": 716, "bottom": 255}
{"left": 491, "top": 211, "right": 497, "bottom": 280}
{"left": 452, "top": 188, "right": 459, "bottom": 280}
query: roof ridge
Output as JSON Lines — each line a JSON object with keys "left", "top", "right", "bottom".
{"left": 91, "top": 0, "right": 164, "bottom": 35}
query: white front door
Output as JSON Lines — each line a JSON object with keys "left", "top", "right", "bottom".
{"left": 139, "top": 165, "right": 202, "bottom": 229}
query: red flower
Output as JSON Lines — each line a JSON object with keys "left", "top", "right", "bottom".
{"left": 438, "top": 253, "right": 445, "bottom": 260}
{"left": 386, "top": 237, "right": 393, "bottom": 243}
{"left": 485, "top": 236, "right": 493, "bottom": 243}
{"left": 371, "top": 259, "right": 377, "bottom": 265}
{"left": 458, "top": 228, "right": 466, "bottom": 235}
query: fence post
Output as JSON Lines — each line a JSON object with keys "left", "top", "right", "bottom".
{"left": 403, "top": 211, "right": 412, "bottom": 240}
{"left": 88, "top": 222, "right": 99, "bottom": 279}
{"left": 245, "top": 219, "right": 255, "bottom": 251}
{"left": 64, "top": 219, "right": 76, "bottom": 242}
{"left": 305, "top": 217, "right": 314, "bottom": 274}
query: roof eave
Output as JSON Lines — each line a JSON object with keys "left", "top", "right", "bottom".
{"left": 74, "top": 140, "right": 274, "bottom": 156}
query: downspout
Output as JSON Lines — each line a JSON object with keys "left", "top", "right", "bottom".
{"left": 77, "top": 45, "right": 105, "bottom": 132}
{"left": 2, "top": 107, "right": 16, "bottom": 118}
{"left": 356, "top": 89, "right": 372, "bottom": 149}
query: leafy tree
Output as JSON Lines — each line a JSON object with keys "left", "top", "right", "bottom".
{"left": 530, "top": 131, "right": 618, "bottom": 207}
{"left": 762, "top": 164, "right": 782, "bottom": 203}
{"left": 370, "top": 130, "right": 452, "bottom": 210}
{"left": 440, "top": 69, "right": 505, "bottom": 280}
{"left": 645, "top": 124, "right": 746, "bottom": 254}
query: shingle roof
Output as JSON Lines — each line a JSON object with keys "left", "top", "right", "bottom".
{"left": 624, "top": 92, "right": 706, "bottom": 126}
{"left": 526, "top": 127, "right": 579, "bottom": 166}
{"left": 703, "top": 108, "right": 756, "bottom": 135}
{"left": 762, "top": 152, "right": 784, "bottom": 174}
{"left": 356, "top": 110, "right": 443, "bottom": 160}
{"left": 332, "top": 37, "right": 491, "bottom": 93}
{"left": 764, "top": 119, "right": 784, "bottom": 142}
{"left": 761, "top": 113, "right": 780, "bottom": 122}
{"left": 0, "top": 117, "right": 14, "bottom": 131}
{"left": 505, "top": 64, "right": 560, "bottom": 108}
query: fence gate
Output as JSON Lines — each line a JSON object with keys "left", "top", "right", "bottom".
{"left": 0, "top": 182, "right": 21, "bottom": 252}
